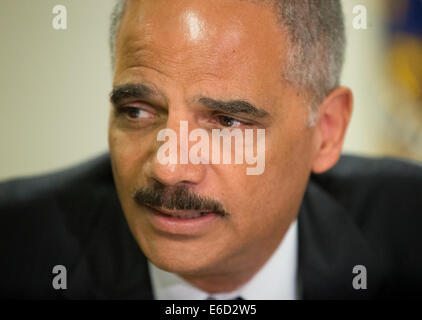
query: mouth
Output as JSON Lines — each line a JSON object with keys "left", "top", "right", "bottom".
{"left": 150, "top": 206, "right": 216, "bottom": 218}
{"left": 144, "top": 205, "right": 222, "bottom": 236}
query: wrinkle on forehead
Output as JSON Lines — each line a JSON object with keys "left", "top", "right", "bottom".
{"left": 119, "top": 0, "right": 277, "bottom": 55}
{"left": 115, "top": 0, "right": 289, "bottom": 102}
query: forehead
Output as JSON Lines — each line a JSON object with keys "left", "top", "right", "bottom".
{"left": 114, "top": 0, "right": 289, "bottom": 103}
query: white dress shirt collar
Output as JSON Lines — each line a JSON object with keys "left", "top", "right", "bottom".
{"left": 149, "top": 220, "right": 298, "bottom": 300}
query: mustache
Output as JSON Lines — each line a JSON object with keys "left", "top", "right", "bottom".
{"left": 133, "top": 181, "right": 229, "bottom": 216}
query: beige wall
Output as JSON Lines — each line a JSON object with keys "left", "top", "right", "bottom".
{"left": 0, "top": 0, "right": 393, "bottom": 180}
{"left": 341, "top": 0, "right": 387, "bottom": 155}
{"left": 0, "top": 0, "right": 114, "bottom": 180}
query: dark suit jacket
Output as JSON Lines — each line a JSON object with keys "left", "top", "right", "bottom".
{"left": 0, "top": 154, "right": 421, "bottom": 299}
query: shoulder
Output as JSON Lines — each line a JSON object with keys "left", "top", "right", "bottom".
{"left": 311, "top": 154, "right": 422, "bottom": 296}
{"left": 311, "top": 154, "right": 422, "bottom": 241}
{"left": 0, "top": 154, "right": 115, "bottom": 236}
{"left": 321, "top": 153, "right": 422, "bottom": 180}
{"left": 0, "top": 153, "right": 116, "bottom": 298}
{"left": 0, "top": 153, "right": 114, "bottom": 206}
{"left": 312, "top": 154, "right": 422, "bottom": 213}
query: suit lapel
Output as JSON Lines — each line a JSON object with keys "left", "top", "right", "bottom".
{"left": 297, "top": 178, "right": 390, "bottom": 299}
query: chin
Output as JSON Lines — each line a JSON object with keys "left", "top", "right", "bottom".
{"left": 139, "top": 235, "right": 222, "bottom": 275}
{"left": 148, "top": 252, "right": 213, "bottom": 276}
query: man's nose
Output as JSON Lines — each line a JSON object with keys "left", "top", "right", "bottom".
{"left": 147, "top": 116, "right": 207, "bottom": 187}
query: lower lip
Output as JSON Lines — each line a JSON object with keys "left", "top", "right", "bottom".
{"left": 145, "top": 207, "right": 221, "bottom": 236}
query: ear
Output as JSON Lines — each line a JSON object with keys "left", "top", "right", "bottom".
{"left": 311, "top": 87, "right": 353, "bottom": 174}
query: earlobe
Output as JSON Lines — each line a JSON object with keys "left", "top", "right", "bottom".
{"left": 311, "top": 87, "right": 353, "bottom": 174}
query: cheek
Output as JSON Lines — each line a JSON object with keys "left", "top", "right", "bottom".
{"left": 213, "top": 167, "right": 286, "bottom": 235}
{"left": 224, "top": 165, "right": 305, "bottom": 245}
{"left": 267, "top": 103, "right": 314, "bottom": 177}
{"left": 108, "top": 125, "right": 155, "bottom": 191}
{"left": 109, "top": 129, "right": 133, "bottom": 184}
{"left": 267, "top": 135, "right": 311, "bottom": 198}
{"left": 233, "top": 128, "right": 312, "bottom": 230}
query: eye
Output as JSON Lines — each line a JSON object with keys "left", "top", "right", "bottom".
{"left": 117, "top": 106, "right": 154, "bottom": 120}
{"left": 217, "top": 115, "right": 245, "bottom": 128}
{"left": 126, "top": 107, "right": 146, "bottom": 119}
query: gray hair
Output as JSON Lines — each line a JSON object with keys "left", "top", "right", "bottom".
{"left": 109, "top": 0, "right": 345, "bottom": 126}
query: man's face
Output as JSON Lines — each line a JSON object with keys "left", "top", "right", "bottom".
{"left": 109, "top": 0, "right": 316, "bottom": 281}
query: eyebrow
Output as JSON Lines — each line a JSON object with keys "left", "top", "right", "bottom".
{"left": 110, "top": 84, "right": 162, "bottom": 105}
{"left": 110, "top": 84, "right": 270, "bottom": 119}
{"left": 198, "top": 97, "right": 270, "bottom": 118}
